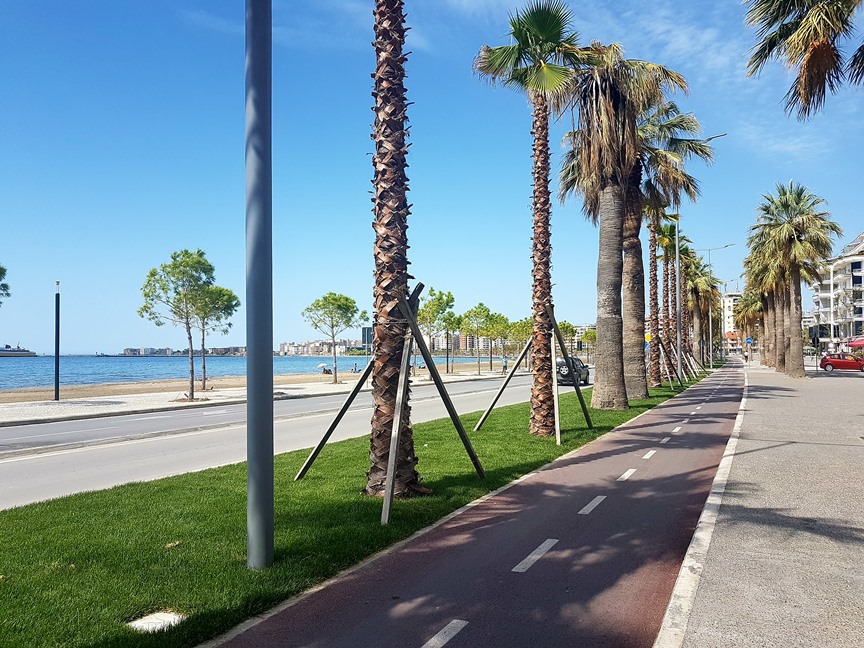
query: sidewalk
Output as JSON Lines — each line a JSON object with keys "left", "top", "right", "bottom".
{"left": 658, "top": 359, "right": 864, "bottom": 647}
{"left": 0, "top": 370, "right": 508, "bottom": 425}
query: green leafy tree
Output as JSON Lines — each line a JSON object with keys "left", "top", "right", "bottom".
{"left": 302, "top": 292, "right": 367, "bottom": 385}
{"left": 509, "top": 316, "right": 533, "bottom": 369}
{"left": 139, "top": 249, "right": 215, "bottom": 401}
{"left": 482, "top": 312, "right": 510, "bottom": 370}
{"left": 558, "top": 320, "right": 577, "bottom": 354}
{"left": 417, "top": 287, "right": 455, "bottom": 353}
{"left": 194, "top": 285, "right": 240, "bottom": 391}
{"left": 475, "top": 0, "right": 593, "bottom": 436}
{"left": 745, "top": 0, "right": 864, "bottom": 119}
{"left": 440, "top": 310, "right": 462, "bottom": 373}
{"left": 581, "top": 328, "right": 597, "bottom": 363}
{"left": 461, "top": 303, "right": 491, "bottom": 375}
{"left": 0, "top": 264, "right": 10, "bottom": 307}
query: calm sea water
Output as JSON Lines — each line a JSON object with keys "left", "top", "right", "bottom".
{"left": 0, "top": 355, "right": 481, "bottom": 391}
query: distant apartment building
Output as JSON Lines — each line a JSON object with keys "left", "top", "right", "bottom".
{"left": 122, "top": 347, "right": 172, "bottom": 356}
{"left": 810, "top": 231, "right": 864, "bottom": 348}
{"left": 277, "top": 339, "right": 361, "bottom": 356}
{"left": 721, "top": 292, "right": 742, "bottom": 353}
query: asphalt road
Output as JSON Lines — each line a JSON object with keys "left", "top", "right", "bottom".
{"left": 0, "top": 375, "right": 535, "bottom": 509}
{"left": 212, "top": 366, "right": 744, "bottom": 648}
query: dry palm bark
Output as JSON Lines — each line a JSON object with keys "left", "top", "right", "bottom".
{"left": 648, "top": 224, "right": 662, "bottom": 386}
{"left": 622, "top": 176, "right": 649, "bottom": 400}
{"left": 366, "top": 0, "right": 424, "bottom": 497}
{"left": 529, "top": 94, "right": 555, "bottom": 437}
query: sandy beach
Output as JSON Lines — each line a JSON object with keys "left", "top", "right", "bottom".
{"left": 0, "top": 372, "right": 365, "bottom": 404}
{"left": 0, "top": 361, "right": 508, "bottom": 404}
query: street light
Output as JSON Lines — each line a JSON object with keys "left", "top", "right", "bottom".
{"left": 697, "top": 244, "right": 735, "bottom": 367}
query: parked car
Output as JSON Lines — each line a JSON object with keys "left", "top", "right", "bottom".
{"left": 819, "top": 353, "right": 864, "bottom": 372}
{"left": 556, "top": 356, "right": 590, "bottom": 386}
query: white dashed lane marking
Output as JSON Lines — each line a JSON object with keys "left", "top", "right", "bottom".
{"left": 672, "top": 426, "right": 682, "bottom": 433}
{"left": 617, "top": 469, "right": 637, "bottom": 482}
{"left": 421, "top": 620, "right": 469, "bottom": 648}
{"left": 642, "top": 450, "right": 656, "bottom": 460}
{"left": 578, "top": 496, "right": 606, "bottom": 515}
{"left": 660, "top": 437, "right": 671, "bottom": 444}
{"left": 512, "top": 539, "right": 559, "bottom": 573}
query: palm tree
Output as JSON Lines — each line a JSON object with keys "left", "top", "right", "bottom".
{"left": 0, "top": 263, "right": 10, "bottom": 307}
{"left": 558, "top": 42, "right": 686, "bottom": 409}
{"left": 475, "top": 0, "right": 591, "bottom": 435}
{"left": 367, "top": 0, "right": 425, "bottom": 497}
{"left": 749, "top": 181, "right": 842, "bottom": 376}
{"left": 746, "top": 0, "right": 864, "bottom": 119}
{"left": 734, "top": 290, "right": 763, "bottom": 350}
{"left": 626, "top": 103, "right": 712, "bottom": 390}
{"left": 685, "top": 254, "right": 712, "bottom": 364}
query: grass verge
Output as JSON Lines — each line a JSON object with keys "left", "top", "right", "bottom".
{"left": 0, "top": 384, "right": 690, "bottom": 647}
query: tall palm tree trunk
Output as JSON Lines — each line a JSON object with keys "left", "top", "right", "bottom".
{"left": 783, "top": 282, "right": 793, "bottom": 374}
{"left": 763, "top": 293, "right": 775, "bottom": 367}
{"left": 592, "top": 183, "right": 628, "bottom": 410}
{"left": 622, "top": 177, "right": 648, "bottom": 400}
{"left": 528, "top": 94, "right": 555, "bottom": 436}
{"left": 648, "top": 224, "right": 661, "bottom": 386}
{"left": 691, "top": 290, "right": 703, "bottom": 365}
{"left": 663, "top": 256, "right": 672, "bottom": 339}
{"left": 786, "top": 267, "right": 806, "bottom": 377}
{"left": 774, "top": 288, "right": 786, "bottom": 373}
{"left": 367, "top": 0, "right": 421, "bottom": 497}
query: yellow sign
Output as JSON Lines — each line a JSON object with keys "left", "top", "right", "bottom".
{"left": 645, "top": 333, "right": 651, "bottom": 342}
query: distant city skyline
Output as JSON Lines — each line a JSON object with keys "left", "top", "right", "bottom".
{"left": 2, "top": 2, "right": 860, "bottom": 354}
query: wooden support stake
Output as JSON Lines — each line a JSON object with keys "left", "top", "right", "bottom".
{"left": 294, "top": 360, "right": 374, "bottom": 480}
{"left": 398, "top": 298, "right": 484, "bottom": 479}
{"left": 550, "top": 336, "right": 561, "bottom": 445}
{"left": 473, "top": 337, "right": 531, "bottom": 432}
{"left": 546, "top": 304, "right": 593, "bottom": 429}
{"left": 381, "top": 331, "right": 414, "bottom": 525}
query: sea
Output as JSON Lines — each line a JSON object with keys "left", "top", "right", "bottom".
{"left": 0, "top": 354, "right": 482, "bottom": 391}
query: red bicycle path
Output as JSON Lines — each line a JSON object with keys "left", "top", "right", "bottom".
{"left": 208, "top": 365, "right": 743, "bottom": 648}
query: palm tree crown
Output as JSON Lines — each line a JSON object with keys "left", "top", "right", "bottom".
{"left": 746, "top": 0, "right": 864, "bottom": 119}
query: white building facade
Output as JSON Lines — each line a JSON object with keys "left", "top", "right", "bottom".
{"left": 810, "top": 231, "right": 864, "bottom": 348}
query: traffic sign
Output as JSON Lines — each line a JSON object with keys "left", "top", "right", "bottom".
{"left": 746, "top": 337, "right": 753, "bottom": 345}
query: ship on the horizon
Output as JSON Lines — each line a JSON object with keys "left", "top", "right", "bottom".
{"left": 0, "top": 344, "right": 36, "bottom": 357}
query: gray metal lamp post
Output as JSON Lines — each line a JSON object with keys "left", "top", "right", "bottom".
{"left": 54, "top": 281, "right": 60, "bottom": 401}
{"left": 699, "top": 244, "right": 735, "bottom": 368}
{"left": 245, "top": 0, "right": 274, "bottom": 570}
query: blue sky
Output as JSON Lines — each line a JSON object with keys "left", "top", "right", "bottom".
{"left": 1, "top": 1, "right": 861, "bottom": 355}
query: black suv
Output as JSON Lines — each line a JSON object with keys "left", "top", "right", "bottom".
{"left": 556, "top": 356, "right": 590, "bottom": 386}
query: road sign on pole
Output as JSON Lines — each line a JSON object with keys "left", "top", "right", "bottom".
{"left": 746, "top": 337, "right": 753, "bottom": 345}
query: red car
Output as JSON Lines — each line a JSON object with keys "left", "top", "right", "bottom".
{"left": 819, "top": 353, "right": 864, "bottom": 372}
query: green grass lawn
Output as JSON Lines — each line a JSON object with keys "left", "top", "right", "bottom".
{"left": 0, "top": 384, "right": 689, "bottom": 648}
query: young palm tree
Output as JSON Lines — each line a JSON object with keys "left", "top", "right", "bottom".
{"left": 367, "top": 0, "right": 424, "bottom": 497}
{"left": 746, "top": 0, "right": 864, "bottom": 119}
{"left": 734, "top": 291, "right": 763, "bottom": 349}
{"left": 749, "top": 181, "right": 842, "bottom": 377}
{"left": 558, "top": 43, "right": 685, "bottom": 409}
{"left": 475, "top": 0, "right": 591, "bottom": 436}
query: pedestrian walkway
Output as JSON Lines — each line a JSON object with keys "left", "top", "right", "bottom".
{"left": 657, "top": 360, "right": 864, "bottom": 648}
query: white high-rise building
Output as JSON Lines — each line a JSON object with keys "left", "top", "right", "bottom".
{"left": 810, "top": 231, "right": 864, "bottom": 348}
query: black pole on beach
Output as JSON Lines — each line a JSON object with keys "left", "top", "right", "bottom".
{"left": 245, "top": 0, "right": 274, "bottom": 570}
{"left": 54, "top": 281, "right": 60, "bottom": 401}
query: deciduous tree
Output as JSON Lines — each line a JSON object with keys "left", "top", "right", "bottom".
{"left": 194, "top": 285, "right": 240, "bottom": 391}
{"left": 302, "top": 292, "right": 367, "bottom": 385}
{"left": 139, "top": 249, "right": 214, "bottom": 401}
